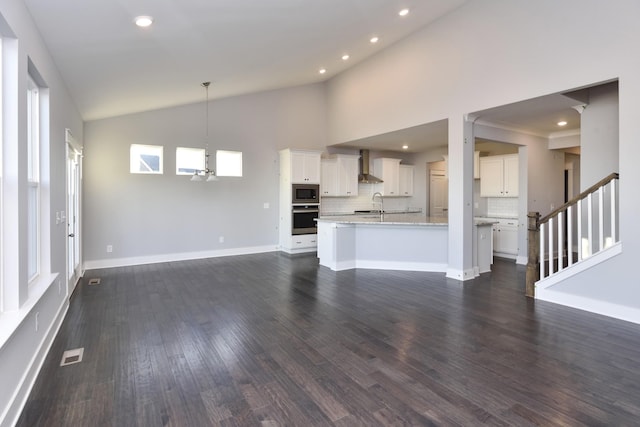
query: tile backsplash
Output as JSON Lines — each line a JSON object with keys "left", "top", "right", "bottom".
{"left": 320, "top": 183, "right": 415, "bottom": 214}
{"left": 486, "top": 197, "right": 519, "bottom": 218}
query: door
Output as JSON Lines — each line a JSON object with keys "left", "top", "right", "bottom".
{"left": 66, "top": 132, "right": 82, "bottom": 296}
{"left": 430, "top": 170, "right": 448, "bottom": 217}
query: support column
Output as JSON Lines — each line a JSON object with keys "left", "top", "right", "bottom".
{"left": 446, "top": 114, "right": 475, "bottom": 281}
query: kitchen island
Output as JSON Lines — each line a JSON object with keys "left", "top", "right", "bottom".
{"left": 316, "top": 213, "right": 494, "bottom": 275}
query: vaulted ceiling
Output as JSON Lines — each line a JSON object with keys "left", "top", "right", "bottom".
{"left": 23, "top": 0, "right": 468, "bottom": 121}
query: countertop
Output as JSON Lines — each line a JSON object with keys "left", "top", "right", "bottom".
{"left": 317, "top": 213, "right": 447, "bottom": 226}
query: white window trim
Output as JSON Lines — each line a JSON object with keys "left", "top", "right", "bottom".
{"left": 216, "top": 150, "right": 243, "bottom": 177}
{"left": 130, "top": 144, "right": 164, "bottom": 174}
{"left": 176, "top": 147, "right": 205, "bottom": 175}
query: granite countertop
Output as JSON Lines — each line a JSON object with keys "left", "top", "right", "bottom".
{"left": 317, "top": 213, "right": 447, "bottom": 226}
{"left": 318, "top": 213, "right": 499, "bottom": 227}
{"left": 474, "top": 219, "right": 499, "bottom": 226}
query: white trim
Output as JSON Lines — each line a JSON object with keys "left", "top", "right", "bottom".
{"left": 83, "top": 245, "right": 279, "bottom": 270}
{"left": 446, "top": 267, "right": 476, "bottom": 281}
{"left": 535, "top": 242, "right": 622, "bottom": 291}
{"left": 2, "top": 294, "right": 68, "bottom": 427}
{"left": 536, "top": 288, "right": 640, "bottom": 325}
{"left": 516, "top": 255, "right": 528, "bottom": 265}
{"left": 358, "top": 260, "right": 447, "bottom": 273}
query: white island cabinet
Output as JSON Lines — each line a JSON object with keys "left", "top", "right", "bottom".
{"left": 317, "top": 214, "right": 496, "bottom": 275}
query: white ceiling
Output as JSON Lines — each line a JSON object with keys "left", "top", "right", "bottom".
{"left": 23, "top": 0, "right": 469, "bottom": 121}
{"left": 332, "top": 91, "right": 585, "bottom": 153}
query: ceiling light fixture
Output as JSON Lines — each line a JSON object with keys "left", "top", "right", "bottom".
{"left": 191, "top": 82, "right": 218, "bottom": 182}
{"left": 399, "top": 8, "right": 410, "bottom": 16}
{"left": 319, "top": 68, "right": 327, "bottom": 74}
{"left": 557, "top": 121, "right": 568, "bottom": 126}
{"left": 402, "top": 144, "right": 409, "bottom": 150}
{"left": 370, "top": 36, "right": 379, "bottom": 44}
{"left": 342, "top": 54, "right": 350, "bottom": 61}
{"left": 134, "top": 15, "right": 154, "bottom": 27}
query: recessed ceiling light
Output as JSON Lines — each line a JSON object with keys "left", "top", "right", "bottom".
{"left": 342, "top": 54, "right": 350, "bottom": 61}
{"left": 399, "top": 8, "right": 410, "bottom": 17}
{"left": 370, "top": 36, "right": 379, "bottom": 44}
{"left": 402, "top": 144, "right": 409, "bottom": 150}
{"left": 134, "top": 15, "right": 153, "bottom": 27}
{"left": 319, "top": 68, "right": 327, "bottom": 74}
{"left": 557, "top": 121, "right": 568, "bottom": 126}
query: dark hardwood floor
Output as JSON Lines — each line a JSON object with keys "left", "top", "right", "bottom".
{"left": 17, "top": 253, "right": 640, "bottom": 426}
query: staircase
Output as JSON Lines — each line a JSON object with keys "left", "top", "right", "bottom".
{"left": 525, "top": 173, "right": 620, "bottom": 297}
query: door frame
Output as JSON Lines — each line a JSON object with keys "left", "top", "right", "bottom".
{"left": 66, "top": 129, "right": 83, "bottom": 296}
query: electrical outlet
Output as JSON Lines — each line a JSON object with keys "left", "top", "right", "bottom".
{"left": 58, "top": 279, "right": 61, "bottom": 294}
{"left": 219, "top": 236, "right": 225, "bottom": 243}
{"left": 35, "top": 312, "right": 39, "bottom": 332}
{"left": 55, "top": 212, "right": 61, "bottom": 224}
{"left": 263, "top": 202, "right": 269, "bottom": 209}
{"left": 106, "top": 245, "right": 113, "bottom": 253}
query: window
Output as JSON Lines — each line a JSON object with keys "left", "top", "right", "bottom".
{"left": 130, "top": 144, "right": 163, "bottom": 174}
{"left": 216, "top": 150, "right": 242, "bottom": 177}
{"left": 176, "top": 147, "right": 204, "bottom": 175}
{"left": 27, "top": 76, "right": 40, "bottom": 282}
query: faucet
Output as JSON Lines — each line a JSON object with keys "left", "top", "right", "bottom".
{"left": 372, "top": 192, "right": 384, "bottom": 221}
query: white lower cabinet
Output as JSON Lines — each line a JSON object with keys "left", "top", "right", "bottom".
{"left": 290, "top": 234, "right": 317, "bottom": 250}
{"left": 492, "top": 219, "right": 518, "bottom": 258}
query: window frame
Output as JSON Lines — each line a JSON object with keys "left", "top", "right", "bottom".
{"left": 176, "top": 147, "right": 205, "bottom": 175}
{"left": 130, "top": 143, "right": 164, "bottom": 174}
{"left": 27, "top": 75, "right": 40, "bottom": 283}
{"left": 216, "top": 150, "right": 243, "bottom": 177}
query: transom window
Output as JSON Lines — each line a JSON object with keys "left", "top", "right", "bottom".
{"left": 176, "top": 147, "right": 204, "bottom": 175}
{"left": 130, "top": 144, "right": 163, "bottom": 174}
{"left": 216, "top": 150, "right": 243, "bottom": 177}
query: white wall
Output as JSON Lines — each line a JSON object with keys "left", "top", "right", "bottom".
{"left": 0, "top": 0, "right": 83, "bottom": 425}
{"left": 326, "top": 0, "right": 640, "bottom": 321}
{"left": 580, "top": 82, "right": 619, "bottom": 188}
{"left": 82, "top": 84, "right": 327, "bottom": 267}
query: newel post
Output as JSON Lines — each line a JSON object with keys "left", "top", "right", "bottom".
{"left": 526, "top": 212, "right": 540, "bottom": 298}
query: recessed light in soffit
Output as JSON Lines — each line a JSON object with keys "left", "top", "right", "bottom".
{"left": 134, "top": 15, "right": 154, "bottom": 27}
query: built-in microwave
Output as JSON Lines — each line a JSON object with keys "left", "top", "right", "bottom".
{"left": 292, "top": 184, "right": 319, "bottom": 204}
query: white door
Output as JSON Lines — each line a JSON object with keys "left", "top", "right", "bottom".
{"left": 430, "top": 170, "right": 448, "bottom": 217}
{"left": 66, "top": 133, "right": 82, "bottom": 296}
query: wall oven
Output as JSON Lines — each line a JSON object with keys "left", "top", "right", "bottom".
{"left": 292, "top": 184, "right": 319, "bottom": 204}
{"left": 292, "top": 205, "right": 319, "bottom": 235}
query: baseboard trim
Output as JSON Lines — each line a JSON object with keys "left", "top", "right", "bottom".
{"left": 516, "top": 255, "right": 528, "bottom": 265}
{"left": 84, "top": 245, "right": 279, "bottom": 270}
{"left": 3, "top": 299, "right": 69, "bottom": 427}
{"left": 446, "top": 267, "right": 476, "bottom": 281}
{"left": 536, "top": 289, "right": 640, "bottom": 325}
{"left": 357, "top": 260, "right": 447, "bottom": 273}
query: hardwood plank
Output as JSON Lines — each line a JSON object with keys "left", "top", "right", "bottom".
{"left": 15, "top": 254, "right": 640, "bottom": 426}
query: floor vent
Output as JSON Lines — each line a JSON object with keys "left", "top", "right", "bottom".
{"left": 88, "top": 278, "right": 101, "bottom": 286}
{"left": 60, "top": 348, "right": 84, "bottom": 367}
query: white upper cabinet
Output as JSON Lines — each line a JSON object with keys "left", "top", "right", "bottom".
{"left": 321, "top": 159, "right": 338, "bottom": 196}
{"left": 321, "top": 154, "right": 359, "bottom": 197}
{"left": 291, "top": 150, "right": 321, "bottom": 183}
{"left": 337, "top": 155, "right": 359, "bottom": 196}
{"left": 502, "top": 155, "right": 519, "bottom": 197}
{"left": 399, "top": 165, "right": 414, "bottom": 196}
{"left": 373, "top": 158, "right": 401, "bottom": 196}
{"left": 480, "top": 154, "right": 519, "bottom": 197}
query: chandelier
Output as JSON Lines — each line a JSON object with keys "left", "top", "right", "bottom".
{"left": 191, "top": 81, "right": 218, "bottom": 181}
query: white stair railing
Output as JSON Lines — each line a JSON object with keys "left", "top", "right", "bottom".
{"left": 526, "top": 173, "right": 619, "bottom": 297}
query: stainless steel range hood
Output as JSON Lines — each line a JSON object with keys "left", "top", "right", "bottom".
{"left": 358, "top": 150, "right": 383, "bottom": 184}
